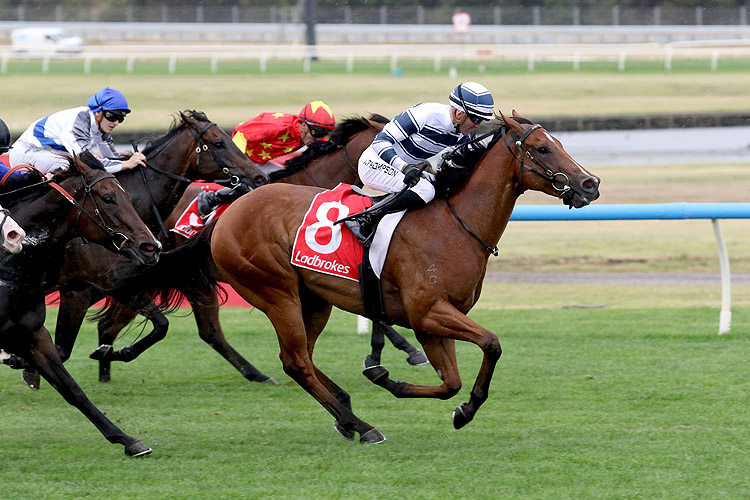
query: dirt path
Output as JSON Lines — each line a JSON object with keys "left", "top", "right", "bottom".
{"left": 484, "top": 271, "right": 750, "bottom": 285}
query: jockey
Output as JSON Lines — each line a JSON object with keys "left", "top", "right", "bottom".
{"left": 8, "top": 87, "right": 146, "bottom": 175}
{"left": 345, "top": 81, "right": 495, "bottom": 242}
{"left": 196, "top": 100, "right": 335, "bottom": 218}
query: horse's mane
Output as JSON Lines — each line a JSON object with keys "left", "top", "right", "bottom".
{"left": 270, "top": 114, "right": 389, "bottom": 182}
{"left": 142, "top": 110, "right": 210, "bottom": 156}
{"left": 433, "top": 127, "right": 504, "bottom": 198}
{"left": 434, "top": 117, "right": 538, "bottom": 198}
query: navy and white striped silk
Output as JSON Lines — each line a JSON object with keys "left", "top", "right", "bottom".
{"left": 371, "top": 102, "right": 469, "bottom": 171}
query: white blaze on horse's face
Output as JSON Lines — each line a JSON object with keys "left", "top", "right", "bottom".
{"left": 0, "top": 207, "right": 26, "bottom": 256}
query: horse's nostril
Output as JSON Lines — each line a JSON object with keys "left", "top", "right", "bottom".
{"left": 140, "top": 242, "right": 160, "bottom": 255}
{"left": 255, "top": 175, "right": 270, "bottom": 186}
{"left": 583, "top": 177, "right": 600, "bottom": 192}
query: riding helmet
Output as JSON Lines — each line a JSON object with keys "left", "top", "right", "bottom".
{"left": 449, "top": 82, "right": 495, "bottom": 122}
{"left": 299, "top": 101, "right": 335, "bottom": 138}
{"left": 0, "top": 118, "right": 10, "bottom": 154}
{"left": 87, "top": 87, "right": 132, "bottom": 114}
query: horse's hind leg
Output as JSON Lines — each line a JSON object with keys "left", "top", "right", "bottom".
{"left": 364, "top": 320, "right": 428, "bottom": 368}
{"left": 89, "top": 300, "right": 141, "bottom": 382}
{"left": 7, "top": 325, "right": 151, "bottom": 456}
{"left": 377, "top": 320, "right": 428, "bottom": 366}
{"left": 190, "top": 291, "right": 277, "bottom": 384}
{"left": 299, "top": 290, "right": 359, "bottom": 440}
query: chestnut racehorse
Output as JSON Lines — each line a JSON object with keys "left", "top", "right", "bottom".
{"left": 121, "top": 112, "right": 600, "bottom": 442}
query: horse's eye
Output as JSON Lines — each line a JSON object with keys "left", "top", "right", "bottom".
{"left": 213, "top": 141, "right": 225, "bottom": 149}
{"left": 101, "top": 194, "right": 116, "bottom": 204}
{"left": 538, "top": 146, "right": 551, "bottom": 154}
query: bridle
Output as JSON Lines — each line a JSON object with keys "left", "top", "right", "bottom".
{"left": 500, "top": 124, "right": 572, "bottom": 197}
{"left": 135, "top": 116, "right": 244, "bottom": 238}
{"left": 50, "top": 169, "right": 134, "bottom": 252}
{"left": 442, "top": 121, "right": 575, "bottom": 257}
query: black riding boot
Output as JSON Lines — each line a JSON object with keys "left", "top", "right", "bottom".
{"left": 0, "top": 170, "right": 44, "bottom": 193}
{"left": 196, "top": 186, "right": 247, "bottom": 218}
{"left": 343, "top": 189, "right": 426, "bottom": 243}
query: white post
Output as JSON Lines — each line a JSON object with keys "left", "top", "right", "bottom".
{"left": 527, "top": 52, "right": 535, "bottom": 72}
{"left": 42, "top": 55, "right": 51, "bottom": 74}
{"left": 390, "top": 52, "right": 398, "bottom": 73}
{"left": 210, "top": 54, "right": 219, "bottom": 74}
{"left": 260, "top": 54, "right": 268, "bottom": 74}
{"left": 433, "top": 52, "right": 441, "bottom": 72}
{"left": 168, "top": 54, "right": 177, "bottom": 74}
{"left": 712, "top": 219, "right": 732, "bottom": 334}
{"left": 617, "top": 50, "right": 626, "bottom": 72}
{"left": 572, "top": 51, "right": 580, "bottom": 71}
{"left": 126, "top": 55, "right": 136, "bottom": 74}
{"left": 1, "top": 53, "right": 9, "bottom": 74}
{"left": 710, "top": 50, "right": 719, "bottom": 72}
{"left": 346, "top": 53, "right": 354, "bottom": 73}
{"left": 84, "top": 55, "right": 92, "bottom": 74}
{"left": 664, "top": 47, "right": 672, "bottom": 71}
{"left": 357, "top": 316, "right": 369, "bottom": 335}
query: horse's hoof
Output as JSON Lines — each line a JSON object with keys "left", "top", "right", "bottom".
{"left": 22, "top": 369, "right": 41, "bottom": 390}
{"left": 334, "top": 421, "right": 355, "bottom": 440}
{"left": 363, "top": 355, "right": 379, "bottom": 369}
{"left": 452, "top": 403, "right": 473, "bottom": 430}
{"left": 362, "top": 365, "right": 389, "bottom": 385}
{"left": 406, "top": 350, "right": 429, "bottom": 366}
{"left": 260, "top": 376, "right": 279, "bottom": 385}
{"left": 125, "top": 441, "right": 152, "bottom": 457}
{"left": 90, "top": 345, "right": 114, "bottom": 361}
{"left": 359, "top": 428, "right": 387, "bottom": 444}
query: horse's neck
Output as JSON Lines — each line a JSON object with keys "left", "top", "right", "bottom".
{"left": 3, "top": 192, "right": 75, "bottom": 286}
{"left": 447, "top": 146, "right": 521, "bottom": 252}
{"left": 130, "top": 136, "right": 194, "bottom": 219}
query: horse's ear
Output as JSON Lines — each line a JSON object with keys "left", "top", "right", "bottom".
{"left": 511, "top": 109, "right": 530, "bottom": 122}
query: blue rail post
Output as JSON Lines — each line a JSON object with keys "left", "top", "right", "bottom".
{"left": 510, "top": 203, "right": 750, "bottom": 335}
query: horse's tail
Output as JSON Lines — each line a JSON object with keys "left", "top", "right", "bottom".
{"left": 101, "top": 220, "right": 223, "bottom": 315}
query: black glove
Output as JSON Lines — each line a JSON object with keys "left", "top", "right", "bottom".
{"left": 402, "top": 165, "right": 422, "bottom": 187}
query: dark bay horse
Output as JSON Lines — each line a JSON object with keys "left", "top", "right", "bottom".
{"left": 47, "top": 111, "right": 271, "bottom": 386}
{"left": 91, "top": 114, "right": 425, "bottom": 384}
{"left": 119, "top": 112, "right": 600, "bottom": 443}
{"left": 0, "top": 151, "right": 160, "bottom": 456}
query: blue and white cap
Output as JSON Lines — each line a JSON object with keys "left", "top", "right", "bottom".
{"left": 87, "top": 87, "right": 131, "bottom": 113}
{"left": 448, "top": 82, "right": 494, "bottom": 121}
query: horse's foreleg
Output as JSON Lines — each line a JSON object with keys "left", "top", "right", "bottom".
{"left": 363, "top": 334, "right": 462, "bottom": 400}
{"left": 415, "top": 299, "right": 502, "bottom": 429}
{"left": 9, "top": 325, "right": 151, "bottom": 457}
{"left": 54, "top": 285, "right": 98, "bottom": 362}
{"left": 90, "top": 300, "right": 168, "bottom": 370}
{"left": 190, "top": 291, "right": 277, "bottom": 384}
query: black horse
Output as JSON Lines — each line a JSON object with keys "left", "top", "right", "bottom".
{"left": 41, "top": 110, "right": 272, "bottom": 387}
{"left": 0, "top": 151, "right": 160, "bottom": 456}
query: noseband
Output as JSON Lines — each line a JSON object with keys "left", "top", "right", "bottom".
{"left": 501, "top": 124, "right": 571, "bottom": 197}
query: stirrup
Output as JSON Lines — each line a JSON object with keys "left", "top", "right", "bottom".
{"left": 343, "top": 217, "right": 373, "bottom": 244}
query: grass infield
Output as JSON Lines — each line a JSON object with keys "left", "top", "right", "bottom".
{"left": 1, "top": 306, "right": 748, "bottom": 499}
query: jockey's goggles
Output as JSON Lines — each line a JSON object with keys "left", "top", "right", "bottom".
{"left": 466, "top": 113, "right": 486, "bottom": 125}
{"left": 307, "top": 124, "right": 330, "bottom": 138}
{"left": 103, "top": 110, "right": 127, "bottom": 123}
